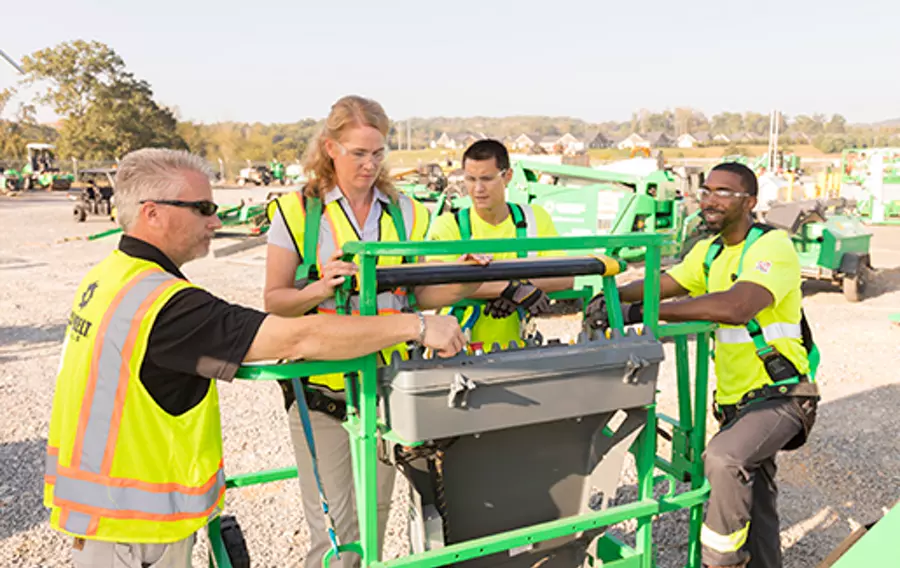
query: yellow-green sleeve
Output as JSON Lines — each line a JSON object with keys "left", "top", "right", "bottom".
{"left": 665, "top": 239, "right": 710, "bottom": 297}
{"left": 425, "top": 213, "right": 462, "bottom": 263}
{"left": 735, "top": 231, "right": 800, "bottom": 305}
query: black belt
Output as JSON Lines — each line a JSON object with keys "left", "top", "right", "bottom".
{"left": 279, "top": 379, "right": 347, "bottom": 422}
{"left": 736, "top": 375, "right": 819, "bottom": 411}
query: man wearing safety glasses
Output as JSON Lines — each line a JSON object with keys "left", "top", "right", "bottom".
{"left": 427, "top": 139, "right": 573, "bottom": 352}
{"left": 586, "top": 162, "right": 819, "bottom": 568}
{"left": 43, "top": 147, "right": 467, "bottom": 568}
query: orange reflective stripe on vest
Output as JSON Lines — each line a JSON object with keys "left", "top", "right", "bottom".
{"left": 45, "top": 252, "right": 225, "bottom": 543}
{"left": 48, "top": 269, "right": 224, "bottom": 532}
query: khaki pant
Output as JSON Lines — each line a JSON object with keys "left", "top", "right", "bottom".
{"left": 71, "top": 534, "right": 194, "bottom": 568}
{"left": 287, "top": 400, "right": 396, "bottom": 568}
{"left": 701, "top": 397, "right": 804, "bottom": 568}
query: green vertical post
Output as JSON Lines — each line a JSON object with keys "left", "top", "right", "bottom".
{"left": 354, "top": 252, "right": 381, "bottom": 566}
{"left": 686, "top": 331, "right": 711, "bottom": 567}
{"left": 634, "top": 403, "right": 658, "bottom": 568}
{"left": 602, "top": 275, "right": 624, "bottom": 333}
{"left": 675, "top": 336, "right": 693, "bottom": 433}
{"left": 642, "top": 241, "right": 661, "bottom": 336}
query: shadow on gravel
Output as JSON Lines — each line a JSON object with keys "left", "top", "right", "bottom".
{"left": 777, "top": 383, "right": 900, "bottom": 566}
{"left": 0, "top": 438, "right": 50, "bottom": 540}
{"left": 575, "top": 384, "right": 900, "bottom": 567}
{"left": 0, "top": 324, "right": 66, "bottom": 346}
{"left": 801, "top": 265, "right": 900, "bottom": 301}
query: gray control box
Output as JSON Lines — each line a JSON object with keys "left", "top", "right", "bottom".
{"left": 378, "top": 329, "right": 664, "bottom": 443}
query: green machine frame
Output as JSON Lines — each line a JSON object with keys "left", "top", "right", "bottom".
{"left": 208, "top": 233, "right": 715, "bottom": 568}
{"left": 435, "top": 160, "right": 698, "bottom": 294}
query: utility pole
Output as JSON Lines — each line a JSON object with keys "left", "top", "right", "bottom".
{"left": 0, "top": 48, "right": 25, "bottom": 75}
{"left": 407, "top": 119, "right": 412, "bottom": 151}
{"left": 767, "top": 109, "right": 780, "bottom": 171}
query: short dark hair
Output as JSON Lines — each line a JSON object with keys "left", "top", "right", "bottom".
{"left": 710, "top": 162, "right": 758, "bottom": 196}
{"left": 462, "top": 139, "right": 510, "bottom": 171}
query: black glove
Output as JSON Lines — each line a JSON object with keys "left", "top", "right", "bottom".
{"left": 585, "top": 294, "right": 643, "bottom": 332}
{"left": 484, "top": 280, "right": 552, "bottom": 319}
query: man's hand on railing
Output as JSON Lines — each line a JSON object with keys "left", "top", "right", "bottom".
{"left": 484, "top": 280, "right": 552, "bottom": 319}
{"left": 585, "top": 294, "right": 643, "bottom": 332}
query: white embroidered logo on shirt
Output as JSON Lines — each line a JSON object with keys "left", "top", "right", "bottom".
{"left": 755, "top": 260, "right": 772, "bottom": 274}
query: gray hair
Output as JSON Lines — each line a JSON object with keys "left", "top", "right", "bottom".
{"left": 114, "top": 148, "right": 214, "bottom": 231}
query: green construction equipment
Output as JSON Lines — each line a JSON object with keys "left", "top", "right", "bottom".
{"left": 839, "top": 148, "right": 900, "bottom": 223}
{"left": 208, "top": 232, "right": 715, "bottom": 568}
{"left": 435, "top": 159, "right": 705, "bottom": 292}
{"left": 270, "top": 160, "right": 287, "bottom": 185}
{"left": 1, "top": 143, "right": 74, "bottom": 191}
{"left": 761, "top": 198, "right": 874, "bottom": 301}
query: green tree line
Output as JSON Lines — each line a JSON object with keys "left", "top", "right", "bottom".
{"left": 2, "top": 40, "right": 900, "bottom": 173}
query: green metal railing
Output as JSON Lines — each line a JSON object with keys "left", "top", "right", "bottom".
{"left": 209, "top": 233, "right": 713, "bottom": 568}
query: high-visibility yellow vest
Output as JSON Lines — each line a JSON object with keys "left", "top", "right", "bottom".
{"left": 266, "top": 190, "right": 430, "bottom": 392}
{"left": 44, "top": 250, "right": 225, "bottom": 543}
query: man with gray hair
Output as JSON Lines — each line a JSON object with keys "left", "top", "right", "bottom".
{"left": 43, "top": 148, "right": 466, "bottom": 568}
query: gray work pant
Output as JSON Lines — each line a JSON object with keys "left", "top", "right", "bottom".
{"left": 287, "top": 400, "right": 396, "bottom": 568}
{"left": 701, "top": 397, "right": 805, "bottom": 568}
{"left": 71, "top": 534, "right": 194, "bottom": 568}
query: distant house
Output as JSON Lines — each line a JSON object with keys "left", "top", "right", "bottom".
{"left": 431, "top": 132, "right": 455, "bottom": 149}
{"left": 557, "top": 133, "right": 584, "bottom": 153}
{"left": 677, "top": 131, "right": 711, "bottom": 148}
{"left": 616, "top": 133, "right": 650, "bottom": 150}
{"left": 584, "top": 131, "right": 614, "bottom": 149}
{"left": 645, "top": 131, "right": 674, "bottom": 148}
{"left": 537, "top": 135, "right": 558, "bottom": 153}
{"left": 512, "top": 133, "right": 539, "bottom": 151}
{"left": 677, "top": 134, "right": 699, "bottom": 148}
{"left": 713, "top": 133, "right": 731, "bottom": 143}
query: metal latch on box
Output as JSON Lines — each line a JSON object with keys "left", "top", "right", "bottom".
{"left": 448, "top": 372, "right": 477, "bottom": 408}
{"left": 623, "top": 353, "right": 649, "bottom": 384}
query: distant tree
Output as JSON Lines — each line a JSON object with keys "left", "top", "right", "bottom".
{"left": 825, "top": 114, "right": 847, "bottom": 134}
{"left": 21, "top": 40, "right": 186, "bottom": 159}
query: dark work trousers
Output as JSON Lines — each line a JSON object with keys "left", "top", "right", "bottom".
{"left": 701, "top": 397, "right": 804, "bottom": 567}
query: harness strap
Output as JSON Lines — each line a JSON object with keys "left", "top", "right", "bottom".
{"left": 298, "top": 196, "right": 322, "bottom": 282}
{"left": 702, "top": 223, "right": 819, "bottom": 387}
{"left": 290, "top": 377, "right": 342, "bottom": 559}
{"left": 449, "top": 203, "right": 531, "bottom": 327}
{"left": 385, "top": 201, "right": 416, "bottom": 264}
{"left": 454, "top": 204, "right": 529, "bottom": 256}
{"left": 737, "top": 378, "right": 819, "bottom": 410}
{"left": 290, "top": 194, "right": 417, "bottom": 558}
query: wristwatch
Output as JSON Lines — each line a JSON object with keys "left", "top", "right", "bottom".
{"left": 415, "top": 311, "right": 427, "bottom": 344}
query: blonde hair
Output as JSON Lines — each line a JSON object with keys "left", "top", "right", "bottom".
{"left": 115, "top": 148, "right": 213, "bottom": 231}
{"left": 302, "top": 95, "right": 397, "bottom": 201}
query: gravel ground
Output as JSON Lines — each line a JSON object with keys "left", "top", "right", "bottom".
{"left": 2, "top": 192, "right": 899, "bottom": 567}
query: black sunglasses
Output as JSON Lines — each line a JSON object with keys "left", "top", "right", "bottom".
{"left": 140, "top": 199, "right": 219, "bottom": 216}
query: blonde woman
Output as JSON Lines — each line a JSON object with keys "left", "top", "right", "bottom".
{"left": 265, "top": 95, "right": 481, "bottom": 567}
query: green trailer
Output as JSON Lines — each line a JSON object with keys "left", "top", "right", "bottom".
{"left": 207, "top": 232, "right": 716, "bottom": 568}
{"left": 762, "top": 198, "right": 874, "bottom": 301}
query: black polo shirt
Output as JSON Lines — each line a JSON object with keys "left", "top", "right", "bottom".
{"left": 119, "top": 236, "right": 268, "bottom": 416}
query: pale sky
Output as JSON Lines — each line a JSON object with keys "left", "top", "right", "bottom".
{"left": 1, "top": 0, "right": 896, "bottom": 125}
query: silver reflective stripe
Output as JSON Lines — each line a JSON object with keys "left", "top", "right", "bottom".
{"left": 65, "top": 510, "right": 92, "bottom": 534}
{"left": 46, "top": 451, "right": 57, "bottom": 478}
{"left": 715, "top": 322, "right": 802, "bottom": 345}
{"left": 55, "top": 468, "right": 225, "bottom": 518}
{"left": 319, "top": 291, "right": 409, "bottom": 313}
{"left": 80, "top": 271, "right": 176, "bottom": 474}
{"left": 520, "top": 204, "right": 539, "bottom": 258}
